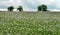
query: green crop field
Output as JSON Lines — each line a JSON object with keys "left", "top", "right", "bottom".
{"left": 0, "top": 12, "right": 60, "bottom": 35}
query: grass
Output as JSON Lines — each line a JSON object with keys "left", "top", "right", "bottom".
{"left": 0, "top": 12, "right": 60, "bottom": 35}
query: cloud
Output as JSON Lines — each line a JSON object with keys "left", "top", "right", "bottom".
{"left": 0, "top": 0, "right": 60, "bottom": 11}
{"left": 0, "top": 0, "right": 9, "bottom": 1}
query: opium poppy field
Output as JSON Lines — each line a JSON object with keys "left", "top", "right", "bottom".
{"left": 0, "top": 12, "right": 60, "bottom": 35}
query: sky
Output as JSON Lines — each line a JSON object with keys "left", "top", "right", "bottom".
{"left": 0, "top": 0, "right": 60, "bottom": 11}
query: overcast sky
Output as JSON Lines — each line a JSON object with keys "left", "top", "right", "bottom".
{"left": 0, "top": 0, "right": 60, "bottom": 11}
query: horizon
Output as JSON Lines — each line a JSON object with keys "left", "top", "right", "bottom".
{"left": 0, "top": 9, "right": 60, "bottom": 12}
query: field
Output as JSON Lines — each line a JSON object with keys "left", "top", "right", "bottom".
{"left": 0, "top": 11, "right": 60, "bottom": 35}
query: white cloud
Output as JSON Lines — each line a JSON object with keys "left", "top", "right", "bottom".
{"left": 0, "top": 0, "right": 9, "bottom": 1}
{"left": 51, "top": 9, "right": 60, "bottom": 11}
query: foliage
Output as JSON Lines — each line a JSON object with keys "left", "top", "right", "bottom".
{"left": 7, "top": 6, "right": 14, "bottom": 12}
{"left": 17, "top": 6, "right": 23, "bottom": 12}
{"left": 38, "top": 5, "right": 42, "bottom": 11}
{"left": 41, "top": 4, "right": 47, "bottom": 11}
{"left": 38, "top": 4, "right": 47, "bottom": 11}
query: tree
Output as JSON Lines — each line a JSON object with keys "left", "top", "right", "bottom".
{"left": 38, "top": 4, "right": 47, "bottom": 11}
{"left": 41, "top": 4, "right": 47, "bottom": 11}
{"left": 7, "top": 6, "right": 14, "bottom": 12}
{"left": 17, "top": 6, "right": 23, "bottom": 12}
{"left": 38, "top": 5, "right": 42, "bottom": 11}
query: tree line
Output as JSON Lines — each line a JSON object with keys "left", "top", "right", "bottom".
{"left": 7, "top": 4, "right": 47, "bottom": 12}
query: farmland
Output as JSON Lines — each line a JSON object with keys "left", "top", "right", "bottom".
{"left": 0, "top": 11, "right": 60, "bottom": 35}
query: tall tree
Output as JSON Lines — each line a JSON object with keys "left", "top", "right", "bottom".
{"left": 41, "top": 4, "right": 47, "bottom": 11}
{"left": 38, "top": 5, "right": 42, "bottom": 11}
{"left": 17, "top": 6, "right": 23, "bottom": 12}
{"left": 38, "top": 4, "right": 47, "bottom": 11}
{"left": 7, "top": 6, "right": 14, "bottom": 12}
